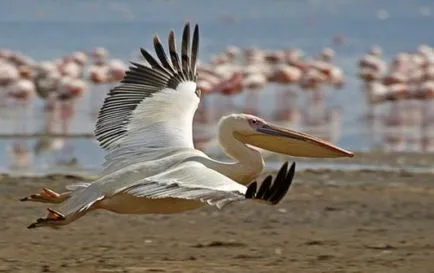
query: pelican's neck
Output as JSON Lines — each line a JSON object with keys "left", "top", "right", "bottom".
{"left": 208, "top": 117, "right": 264, "bottom": 183}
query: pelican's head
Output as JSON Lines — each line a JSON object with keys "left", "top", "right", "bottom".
{"left": 220, "top": 114, "right": 353, "bottom": 158}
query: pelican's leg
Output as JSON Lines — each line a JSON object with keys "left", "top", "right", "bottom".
{"left": 20, "top": 188, "right": 71, "bottom": 204}
{"left": 27, "top": 206, "right": 94, "bottom": 229}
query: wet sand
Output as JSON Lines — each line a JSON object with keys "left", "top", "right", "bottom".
{"left": 1, "top": 156, "right": 434, "bottom": 273}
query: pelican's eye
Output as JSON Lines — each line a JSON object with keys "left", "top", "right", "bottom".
{"left": 195, "top": 88, "right": 201, "bottom": 98}
{"left": 248, "top": 118, "right": 264, "bottom": 128}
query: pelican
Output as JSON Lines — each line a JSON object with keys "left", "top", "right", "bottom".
{"left": 22, "top": 23, "right": 353, "bottom": 229}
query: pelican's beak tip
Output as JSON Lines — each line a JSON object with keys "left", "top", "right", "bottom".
{"left": 341, "top": 150, "right": 355, "bottom": 158}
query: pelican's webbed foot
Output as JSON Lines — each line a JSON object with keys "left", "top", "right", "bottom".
{"left": 27, "top": 208, "right": 65, "bottom": 229}
{"left": 245, "top": 161, "right": 295, "bottom": 205}
{"left": 20, "top": 188, "right": 68, "bottom": 204}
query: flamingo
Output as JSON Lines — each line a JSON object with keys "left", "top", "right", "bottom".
{"left": 269, "top": 64, "right": 302, "bottom": 121}
{"left": 242, "top": 70, "right": 267, "bottom": 116}
{"left": 88, "top": 63, "right": 110, "bottom": 115}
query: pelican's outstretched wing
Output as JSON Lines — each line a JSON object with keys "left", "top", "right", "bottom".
{"left": 124, "top": 161, "right": 296, "bottom": 207}
{"left": 119, "top": 161, "right": 248, "bottom": 209}
{"left": 95, "top": 23, "right": 200, "bottom": 166}
{"left": 60, "top": 162, "right": 296, "bottom": 216}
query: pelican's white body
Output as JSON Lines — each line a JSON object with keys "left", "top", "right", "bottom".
{"left": 59, "top": 80, "right": 260, "bottom": 217}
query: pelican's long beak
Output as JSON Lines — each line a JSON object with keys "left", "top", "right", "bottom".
{"left": 235, "top": 123, "right": 354, "bottom": 158}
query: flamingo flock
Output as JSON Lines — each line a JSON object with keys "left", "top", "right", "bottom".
{"left": 0, "top": 48, "right": 127, "bottom": 169}
{"left": 359, "top": 44, "right": 434, "bottom": 152}
{"left": 197, "top": 46, "right": 344, "bottom": 109}
{"left": 0, "top": 48, "right": 127, "bottom": 109}
{"left": 193, "top": 46, "right": 345, "bottom": 148}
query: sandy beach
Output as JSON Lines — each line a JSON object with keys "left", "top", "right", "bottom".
{"left": 1, "top": 154, "right": 434, "bottom": 273}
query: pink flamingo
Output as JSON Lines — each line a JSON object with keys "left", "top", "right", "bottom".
{"left": 319, "top": 48, "right": 335, "bottom": 62}
{"left": 358, "top": 47, "right": 387, "bottom": 82}
{"left": 269, "top": 63, "right": 302, "bottom": 121}
{"left": 242, "top": 69, "right": 267, "bottom": 116}
{"left": 383, "top": 102, "right": 406, "bottom": 152}
{"left": 0, "top": 61, "right": 19, "bottom": 107}
{"left": 6, "top": 75, "right": 36, "bottom": 170}
{"left": 53, "top": 77, "right": 87, "bottom": 165}
{"left": 88, "top": 63, "right": 110, "bottom": 116}
{"left": 8, "top": 78, "right": 36, "bottom": 135}
{"left": 8, "top": 140, "right": 32, "bottom": 170}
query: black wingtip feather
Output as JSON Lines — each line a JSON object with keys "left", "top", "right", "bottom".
{"left": 168, "top": 30, "right": 182, "bottom": 74}
{"left": 190, "top": 24, "right": 199, "bottom": 79}
{"left": 153, "top": 35, "right": 175, "bottom": 74}
{"left": 245, "top": 182, "right": 257, "bottom": 199}
{"left": 257, "top": 175, "right": 272, "bottom": 199}
{"left": 245, "top": 161, "right": 296, "bottom": 205}
{"left": 269, "top": 162, "right": 296, "bottom": 205}
{"left": 140, "top": 48, "right": 160, "bottom": 69}
{"left": 265, "top": 161, "right": 288, "bottom": 200}
{"left": 181, "top": 23, "right": 191, "bottom": 76}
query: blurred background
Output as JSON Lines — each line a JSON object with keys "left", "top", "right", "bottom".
{"left": 0, "top": 0, "right": 433, "bottom": 175}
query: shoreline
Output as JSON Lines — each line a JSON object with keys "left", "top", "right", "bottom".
{"left": 2, "top": 151, "right": 434, "bottom": 180}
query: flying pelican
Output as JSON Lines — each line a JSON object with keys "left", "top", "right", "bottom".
{"left": 22, "top": 23, "right": 353, "bottom": 229}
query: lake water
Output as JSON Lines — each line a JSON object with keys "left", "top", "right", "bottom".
{"left": 0, "top": 0, "right": 433, "bottom": 173}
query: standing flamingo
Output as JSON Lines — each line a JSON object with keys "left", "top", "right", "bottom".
{"left": 269, "top": 63, "right": 302, "bottom": 121}
{"left": 54, "top": 77, "right": 87, "bottom": 166}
